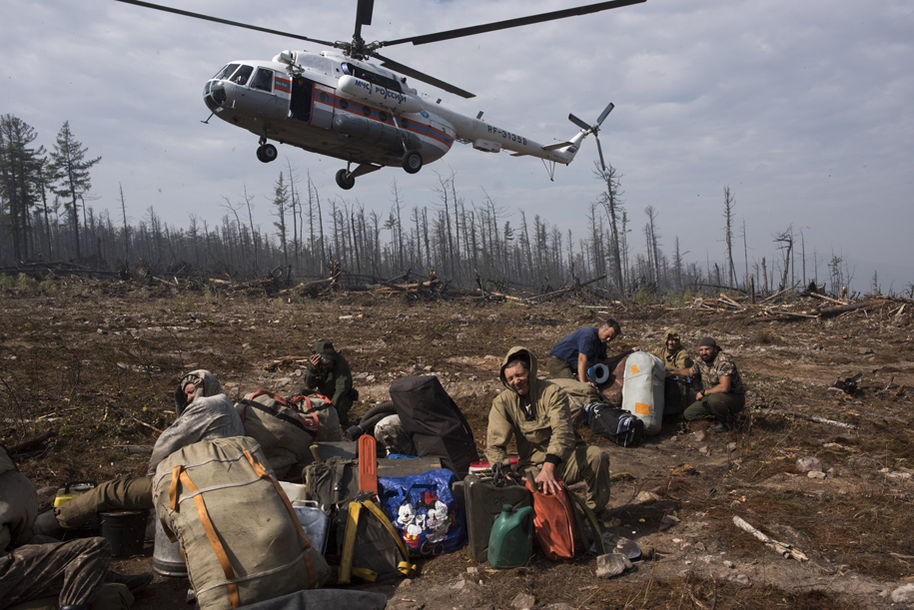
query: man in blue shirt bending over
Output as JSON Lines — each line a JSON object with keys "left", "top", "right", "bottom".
{"left": 545, "top": 319, "right": 621, "bottom": 384}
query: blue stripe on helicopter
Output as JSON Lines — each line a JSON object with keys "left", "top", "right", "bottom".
{"left": 274, "top": 77, "right": 292, "bottom": 93}
{"left": 311, "top": 90, "right": 453, "bottom": 147}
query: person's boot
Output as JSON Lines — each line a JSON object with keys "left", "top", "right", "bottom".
{"left": 33, "top": 509, "right": 65, "bottom": 539}
{"left": 106, "top": 570, "right": 153, "bottom": 593}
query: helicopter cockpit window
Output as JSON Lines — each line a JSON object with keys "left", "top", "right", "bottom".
{"left": 230, "top": 65, "right": 254, "bottom": 86}
{"left": 213, "top": 63, "right": 239, "bottom": 80}
{"left": 250, "top": 68, "right": 273, "bottom": 92}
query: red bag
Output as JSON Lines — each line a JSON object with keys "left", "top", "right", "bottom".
{"left": 524, "top": 479, "right": 576, "bottom": 560}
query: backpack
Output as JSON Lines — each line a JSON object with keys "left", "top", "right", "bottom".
{"left": 524, "top": 478, "right": 576, "bottom": 561}
{"left": 336, "top": 498, "right": 417, "bottom": 584}
{"left": 236, "top": 391, "right": 314, "bottom": 480}
{"left": 300, "top": 457, "right": 362, "bottom": 513}
{"left": 389, "top": 376, "right": 479, "bottom": 478}
{"left": 586, "top": 402, "right": 645, "bottom": 447}
{"left": 152, "top": 436, "right": 330, "bottom": 609}
{"left": 288, "top": 393, "right": 345, "bottom": 441}
{"left": 377, "top": 468, "right": 466, "bottom": 557}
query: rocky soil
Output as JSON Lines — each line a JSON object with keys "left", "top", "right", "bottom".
{"left": 2, "top": 279, "right": 913, "bottom": 609}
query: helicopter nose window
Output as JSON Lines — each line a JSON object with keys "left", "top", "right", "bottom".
{"left": 229, "top": 65, "right": 254, "bottom": 86}
{"left": 250, "top": 68, "right": 273, "bottom": 92}
{"left": 213, "top": 63, "right": 239, "bottom": 80}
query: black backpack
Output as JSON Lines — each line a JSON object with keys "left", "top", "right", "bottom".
{"left": 586, "top": 402, "right": 645, "bottom": 447}
{"left": 389, "top": 375, "right": 479, "bottom": 478}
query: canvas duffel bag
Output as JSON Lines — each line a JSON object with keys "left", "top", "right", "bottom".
{"left": 153, "top": 436, "right": 329, "bottom": 610}
{"left": 288, "top": 393, "right": 344, "bottom": 441}
{"left": 236, "top": 391, "right": 314, "bottom": 480}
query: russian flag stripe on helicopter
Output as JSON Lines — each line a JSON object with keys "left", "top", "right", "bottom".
{"left": 274, "top": 76, "right": 292, "bottom": 94}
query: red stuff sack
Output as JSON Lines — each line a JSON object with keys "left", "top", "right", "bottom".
{"left": 524, "top": 478, "right": 576, "bottom": 560}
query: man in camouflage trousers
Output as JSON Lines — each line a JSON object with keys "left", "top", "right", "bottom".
{"left": 672, "top": 336, "right": 745, "bottom": 428}
{"left": 1, "top": 445, "right": 116, "bottom": 610}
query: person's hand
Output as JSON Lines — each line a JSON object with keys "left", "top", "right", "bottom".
{"left": 696, "top": 391, "right": 704, "bottom": 400}
{"left": 308, "top": 354, "right": 321, "bottom": 369}
{"left": 534, "top": 462, "right": 562, "bottom": 495}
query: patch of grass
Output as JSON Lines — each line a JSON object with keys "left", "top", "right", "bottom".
{"left": 755, "top": 329, "right": 783, "bottom": 345}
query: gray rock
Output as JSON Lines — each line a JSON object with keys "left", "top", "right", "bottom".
{"left": 796, "top": 456, "right": 822, "bottom": 473}
{"left": 511, "top": 592, "right": 537, "bottom": 609}
{"left": 723, "top": 559, "right": 735, "bottom": 569}
{"left": 891, "top": 583, "right": 914, "bottom": 603}
{"left": 596, "top": 552, "right": 634, "bottom": 578}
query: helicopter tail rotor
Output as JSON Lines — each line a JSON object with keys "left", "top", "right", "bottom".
{"left": 569, "top": 102, "right": 614, "bottom": 170}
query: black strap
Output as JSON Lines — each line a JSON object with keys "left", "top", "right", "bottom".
{"left": 238, "top": 398, "right": 310, "bottom": 433}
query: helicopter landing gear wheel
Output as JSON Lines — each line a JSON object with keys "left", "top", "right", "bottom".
{"left": 256, "top": 144, "right": 277, "bottom": 163}
{"left": 335, "top": 169, "right": 355, "bottom": 190}
{"left": 402, "top": 151, "right": 423, "bottom": 174}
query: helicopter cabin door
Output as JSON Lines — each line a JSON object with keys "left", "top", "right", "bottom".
{"left": 289, "top": 76, "right": 313, "bottom": 122}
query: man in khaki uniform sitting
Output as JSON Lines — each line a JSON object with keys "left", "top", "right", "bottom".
{"left": 485, "top": 346, "right": 610, "bottom": 512}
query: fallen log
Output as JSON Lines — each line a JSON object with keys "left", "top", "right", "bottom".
{"left": 7, "top": 430, "right": 55, "bottom": 454}
{"left": 733, "top": 515, "right": 808, "bottom": 561}
{"left": 817, "top": 299, "right": 888, "bottom": 318}
{"left": 761, "top": 408, "right": 858, "bottom": 430}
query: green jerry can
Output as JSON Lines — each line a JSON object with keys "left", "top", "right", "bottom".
{"left": 487, "top": 503, "right": 533, "bottom": 568}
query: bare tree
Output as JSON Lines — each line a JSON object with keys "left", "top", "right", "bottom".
{"left": 595, "top": 163, "right": 624, "bottom": 295}
{"left": 723, "top": 186, "right": 736, "bottom": 289}
{"left": 774, "top": 226, "right": 794, "bottom": 291}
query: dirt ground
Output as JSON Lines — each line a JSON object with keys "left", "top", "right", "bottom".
{"left": 2, "top": 279, "right": 913, "bottom": 609}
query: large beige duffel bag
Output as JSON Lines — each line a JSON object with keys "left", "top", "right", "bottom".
{"left": 235, "top": 391, "right": 315, "bottom": 480}
{"left": 153, "top": 436, "right": 330, "bottom": 609}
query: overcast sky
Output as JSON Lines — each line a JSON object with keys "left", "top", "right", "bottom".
{"left": 3, "top": 1, "right": 912, "bottom": 293}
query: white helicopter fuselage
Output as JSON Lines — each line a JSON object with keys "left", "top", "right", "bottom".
{"left": 202, "top": 49, "right": 585, "bottom": 177}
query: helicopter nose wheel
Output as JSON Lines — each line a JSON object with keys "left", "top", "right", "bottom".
{"left": 335, "top": 169, "right": 355, "bottom": 190}
{"left": 256, "top": 144, "right": 277, "bottom": 163}
{"left": 402, "top": 151, "right": 423, "bottom": 174}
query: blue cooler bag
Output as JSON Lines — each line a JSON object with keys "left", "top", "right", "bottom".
{"left": 378, "top": 468, "right": 466, "bottom": 557}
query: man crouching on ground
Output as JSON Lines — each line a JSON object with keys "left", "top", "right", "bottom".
{"left": 485, "top": 346, "right": 610, "bottom": 513}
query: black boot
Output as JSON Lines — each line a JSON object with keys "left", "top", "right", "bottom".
{"left": 106, "top": 570, "right": 153, "bottom": 592}
{"left": 33, "top": 509, "right": 65, "bottom": 539}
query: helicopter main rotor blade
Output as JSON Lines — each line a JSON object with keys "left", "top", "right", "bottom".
{"left": 595, "top": 136, "right": 607, "bottom": 171}
{"left": 114, "top": 0, "right": 338, "bottom": 48}
{"left": 378, "top": 0, "right": 646, "bottom": 48}
{"left": 374, "top": 52, "right": 476, "bottom": 99}
{"left": 353, "top": 0, "right": 374, "bottom": 41}
{"left": 568, "top": 113, "right": 592, "bottom": 132}
{"left": 597, "top": 102, "right": 615, "bottom": 126}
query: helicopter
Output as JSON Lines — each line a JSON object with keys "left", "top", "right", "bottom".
{"left": 115, "top": 0, "right": 647, "bottom": 190}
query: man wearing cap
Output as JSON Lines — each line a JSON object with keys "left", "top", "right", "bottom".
{"left": 653, "top": 329, "right": 693, "bottom": 417}
{"left": 295, "top": 339, "right": 357, "bottom": 425}
{"left": 652, "top": 329, "right": 693, "bottom": 372}
{"left": 671, "top": 337, "right": 745, "bottom": 427}
{"left": 545, "top": 319, "right": 621, "bottom": 384}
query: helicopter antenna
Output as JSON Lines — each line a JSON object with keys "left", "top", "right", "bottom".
{"left": 568, "top": 102, "right": 614, "bottom": 170}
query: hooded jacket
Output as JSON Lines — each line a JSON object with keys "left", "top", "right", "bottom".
{"left": 485, "top": 346, "right": 575, "bottom": 469}
{"left": 0, "top": 446, "right": 38, "bottom": 552}
{"left": 148, "top": 369, "right": 244, "bottom": 474}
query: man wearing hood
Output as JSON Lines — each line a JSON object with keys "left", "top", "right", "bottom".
{"left": 671, "top": 337, "right": 745, "bottom": 428}
{"left": 296, "top": 339, "right": 356, "bottom": 425}
{"left": 43, "top": 370, "right": 243, "bottom": 533}
{"left": 485, "top": 347, "right": 610, "bottom": 512}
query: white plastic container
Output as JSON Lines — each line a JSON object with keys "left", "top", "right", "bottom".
{"left": 621, "top": 351, "right": 665, "bottom": 435}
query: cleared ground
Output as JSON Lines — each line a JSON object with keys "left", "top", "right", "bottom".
{"left": 2, "top": 279, "right": 912, "bottom": 609}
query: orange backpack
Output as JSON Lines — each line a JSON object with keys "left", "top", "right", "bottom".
{"left": 524, "top": 478, "right": 576, "bottom": 560}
